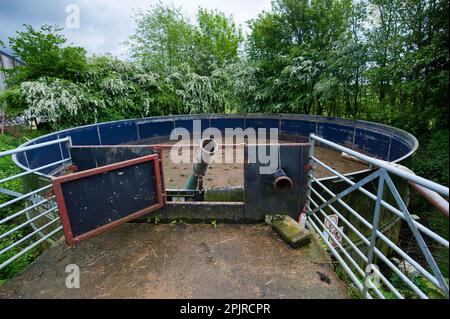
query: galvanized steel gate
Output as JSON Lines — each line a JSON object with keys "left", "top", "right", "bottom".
{"left": 306, "top": 134, "right": 449, "bottom": 299}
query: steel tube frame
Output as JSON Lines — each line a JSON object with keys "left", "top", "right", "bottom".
{"left": 0, "top": 158, "right": 71, "bottom": 184}
{"left": 0, "top": 137, "right": 70, "bottom": 158}
{"left": 0, "top": 217, "right": 60, "bottom": 255}
{"left": 0, "top": 226, "right": 63, "bottom": 270}
{"left": 309, "top": 198, "right": 405, "bottom": 298}
{"left": 0, "top": 184, "right": 52, "bottom": 209}
{"left": 308, "top": 187, "right": 368, "bottom": 261}
{"left": 307, "top": 134, "right": 449, "bottom": 299}
{"left": 311, "top": 134, "right": 449, "bottom": 196}
{"left": 307, "top": 215, "right": 371, "bottom": 298}
{"left": 308, "top": 198, "right": 390, "bottom": 299}
{"left": 307, "top": 186, "right": 429, "bottom": 297}
{"left": 307, "top": 215, "right": 369, "bottom": 293}
{"left": 0, "top": 197, "right": 54, "bottom": 224}
{"left": 0, "top": 138, "right": 71, "bottom": 275}
{"left": 362, "top": 175, "right": 385, "bottom": 297}
{"left": 308, "top": 181, "right": 428, "bottom": 298}
{"left": 310, "top": 169, "right": 442, "bottom": 291}
{"left": 0, "top": 206, "right": 58, "bottom": 240}
{"left": 383, "top": 174, "right": 449, "bottom": 297}
{"left": 309, "top": 209, "right": 386, "bottom": 299}
{"left": 311, "top": 155, "right": 449, "bottom": 247}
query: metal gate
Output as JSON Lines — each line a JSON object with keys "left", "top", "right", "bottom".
{"left": 306, "top": 134, "right": 449, "bottom": 299}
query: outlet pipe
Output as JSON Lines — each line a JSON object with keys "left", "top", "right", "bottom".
{"left": 272, "top": 168, "right": 294, "bottom": 192}
{"left": 184, "top": 138, "right": 218, "bottom": 190}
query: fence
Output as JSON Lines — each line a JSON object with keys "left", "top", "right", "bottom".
{"left": 306, "top": 134, "right": 449, "bottom": 299}
{"left": 0, "top": 137, "right": 71, "bottom": 271}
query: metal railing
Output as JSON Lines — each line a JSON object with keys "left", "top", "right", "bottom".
{"left": 0, "top": 137, "right": 71, "bottom": 271}
{"left": 306, "top": 134, "right": 449, "bottom": 299}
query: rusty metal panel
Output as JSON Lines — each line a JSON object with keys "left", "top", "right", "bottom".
{"left": 244, "top": 144, "right": 309, "bottom": 221}
{"left": 52, "top": 154, "right": 164, "bottom": 245}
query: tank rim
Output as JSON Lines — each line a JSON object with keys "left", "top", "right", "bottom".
{"left": 12, "top": 113, "right": 419, "bottom": 180}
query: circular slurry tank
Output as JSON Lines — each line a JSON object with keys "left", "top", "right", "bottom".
{"left": 13, "top": 114, "right": 418, "bottom": 252}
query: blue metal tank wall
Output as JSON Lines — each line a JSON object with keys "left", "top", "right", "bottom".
{"left": 13, "top": 114, "right": 418, "bottom": 176}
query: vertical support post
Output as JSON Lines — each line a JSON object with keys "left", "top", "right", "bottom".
{"left": 363, "top": 170, "right": 385, "bottom": 297}
{"left": 1, "top": 109, "right": 5, "bottom": 135}
{"left": 305, "top": 134, "right": 316, "bottom": 213}
{"left": 384, "top": 174, "right": 449, "bottom": 298}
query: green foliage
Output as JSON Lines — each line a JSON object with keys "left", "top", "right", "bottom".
{"left": 409, "top": 130, "right": 449, "bottom": 278}
{"left": 146, "top": 215, "right": 161, "bottom": 224}
{"left": 1, "top": 24, "right": 87, "bottom": 116}
{"left": 194, "top": 8, "right": 243, "bottom": 74}
{"left": 386, "top": 273, "right": 449, "bottom": 299}
{"left": 128, "top": 3, "right": 243, "bottom": 76}
{"left": 411, "top": 130, "right": 449, "bottom": 186}
{"left": 3, "top": 56, "right": 168, "bottom": 129}
{"left": 2, "top": 1, "right": 447, "bottom": 134}
{"left": 6, "top": 25, "right": 87, "bottom": 85}
{"left": 247, "top": 0, "right": 356, "bottom": 115}
{"left": 129, "top": 4, "right": 194, "bottom": 74}
{"left": 414, "top": 275, "right": 448, "bottom": 299}
{"left": 246, "top": 0, "right": 448, "bottom": 130}
{"left": 0, "top": 87, "right": 26, "bottom": 116}
{"left": 1, "top": 1, "right": 447, "bottom": 133}
{"left": 1, "top": 17, "right": 250, "bottom": 129}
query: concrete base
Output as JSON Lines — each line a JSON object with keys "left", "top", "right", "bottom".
{"left": 135, "top": 202, "right": 246, "bottom": 223}
{"left": 0, "top": 223, "right": 347, "bottom": 299}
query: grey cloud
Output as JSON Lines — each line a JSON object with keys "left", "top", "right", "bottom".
{"left": 0, "top": 0, "right": 271, "bottom": 59}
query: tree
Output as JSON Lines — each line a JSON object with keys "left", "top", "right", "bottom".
{"left": 365, "top": 0, "right": 449, "bottom": 133}
{"left": 128, "top": 4, "right": 243, "bottom": 76}
{"left": 7, "top": 24, "right": 87, "bottom": 84}
{"left": 246, "top": 0, "right": 448, "bottom": 132}
{"left": 128, "top": 4, "right": 194, "bottom": 74}
{"left": 247, "top": 0, "right": 351, "bottom": 114}
{"left": 193, "top": 8, "right": 243, "bottom": 75}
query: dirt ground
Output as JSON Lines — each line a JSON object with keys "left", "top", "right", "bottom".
{"left": 0, "top": 223, "right": 347, "bottom": 299}
{"left": 162, "top": 139, "right": 367, "bottom": 188}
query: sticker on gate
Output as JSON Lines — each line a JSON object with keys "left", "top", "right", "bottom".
{"left": 322, "top": 214, "right": 344, "bottom": 248}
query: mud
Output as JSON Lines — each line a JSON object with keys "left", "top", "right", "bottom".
{"left": 162, "top": 139, "right": 368, "bottom": 188}
{"left": 0, "top": 223, "right": 348, "bottom": 299}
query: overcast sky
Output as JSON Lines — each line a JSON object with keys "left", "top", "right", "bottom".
{"left": 0, "top": 0, "right": 272, "bottom": 59}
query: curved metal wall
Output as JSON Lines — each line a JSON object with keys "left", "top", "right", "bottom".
{"left": 13, "top": 114, "right": 418, "bottom": 176}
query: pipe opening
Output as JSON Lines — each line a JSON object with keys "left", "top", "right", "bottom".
{"left": 272, "top": 168, "right": 294, "bottom": 192}
{"left": 201, "top": 138, "right": 218, "bottom": 155}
